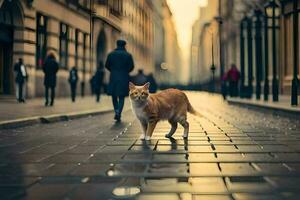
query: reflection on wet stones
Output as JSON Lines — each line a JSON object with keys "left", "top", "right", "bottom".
{"left": 112, "top": 186, "right": 141, "bottom": 198}
{"left": 148, "top": 163, "right": 189, "bottom": 175}
{"left": 106, "top": 163, "right": 147, "bottom": 176}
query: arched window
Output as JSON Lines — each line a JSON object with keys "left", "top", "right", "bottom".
{"left": 36, "top": 13, "right": 47, "bottom": 69}
{"left": 60, "top": 23, "right": 68, "bottom": 69}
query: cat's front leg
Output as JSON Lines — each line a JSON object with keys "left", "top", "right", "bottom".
{"left": 145, "top": 121, "right": 157, "bottom": 141}
{"left": 139, "top": 120, "right": 147, "bottom": 140}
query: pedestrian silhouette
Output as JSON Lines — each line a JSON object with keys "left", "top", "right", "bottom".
{"left": 105, "top": 40, "right": 134, "bottom": 122}
{"left": 14, "top": 58, "right": 27, "bottom": 103}
{"left": 43, "top": 52, "right": 59, "bottom": 106}
{"left": 225, "top": 64, "right": 240, "bottom": 97}
{"left": 94, "top": 61, "right": 105, "bottom": 102}
{"left": 90, "top": 75, "right": 95, "bottom": 95}
{"left": 68, "top": 66, "right": 78, "bottom": 102}
{"left": 221, "top": 73, "right": 228, "bottom": 100}
{"left": 147, "top": 73, "right": 157, "bottom": 93}
{"left": 131, "top": 69, "right": 148, "bottom": 86}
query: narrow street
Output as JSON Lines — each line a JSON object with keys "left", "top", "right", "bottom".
{"left": 1, "top": 92, "right": 300, "bottom": 200}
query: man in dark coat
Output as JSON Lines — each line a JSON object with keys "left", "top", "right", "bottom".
{"left": 105, "top": 40, "right": 134, "bottom": 122}
{"left": 68, "top": 66, "right": 78, "bottom": 102}
{"left": 94, "top": 61, "right": 105, "bottom": 102}
{"left": 43, "top": 52, "right": 59, "bottom": 106}
{"left": 14, "top": 58, "right": 27, "bottom": 103}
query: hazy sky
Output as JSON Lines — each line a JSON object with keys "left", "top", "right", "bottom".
{"left": 167, "top": 0, "right": 208, "bottom": 81}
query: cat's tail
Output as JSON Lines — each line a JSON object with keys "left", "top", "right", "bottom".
{"left": 187, "top": 101, "right": 203, "bottom": 117}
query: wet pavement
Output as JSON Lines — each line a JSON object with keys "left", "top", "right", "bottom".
{"left": 0, "top": 92, "right": 300, "bottom": 200}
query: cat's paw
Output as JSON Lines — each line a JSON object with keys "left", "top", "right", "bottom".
{"left": 145, "top": 136, "right": 151, "bottom": 141}
{"left": 139, "top": 134, "right": 145, "bottom": 140}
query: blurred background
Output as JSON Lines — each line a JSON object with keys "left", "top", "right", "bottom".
{"left": 0, "top": 0, "right": 299, "bottom": 102}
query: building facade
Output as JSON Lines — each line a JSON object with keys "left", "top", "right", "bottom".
{"left": 121, "top": 0, "right": 182, "bottom": 85}
{"left": 222, "top": 0, "right": 299, "bottom": 101}
{"left": 0, "top": 0, "right": 182, "bottom": 98}
{"left": 190, "top": 0, "right": 219, "bottom": 86}
{"left": 0, "top": 0, "right": 124, "bottom": 97}
{"left": 161, "top": 1, "right": 182, "bottom": 85}
{"left": 190, "top": 0, "right": 299, "bottom": 103}
{"left": 121, "top": 0, "right": 154, "bottom": 75}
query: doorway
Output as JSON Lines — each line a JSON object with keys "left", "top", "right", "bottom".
{"left": 0, "top": 27, "right": 13, "bottom": 94}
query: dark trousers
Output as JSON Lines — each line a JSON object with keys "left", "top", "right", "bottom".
{"left": 229, "top": 81, "right": 238, "bottom": 97}
{"left": 70, "top": 84, "right": 77, "bottom": 102}
{"left": 112, "top": 96, "right": 125, "bottom": 115}
{"left": 95, "top": 89, "right": 101, "bottom": 102}
{"left": 17, "top": 82, "right": 24, "bottom": 101}
{"left": 221, "top": 81, "right": 227, "bottom": 100}
{"left": 45, "top": 86, "right": 55, "bottom": 105}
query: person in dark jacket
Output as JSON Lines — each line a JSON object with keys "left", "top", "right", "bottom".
{"left": 14, "top": 58, "right": 27, "bottom": 103}
{"left": 226, "top": 64, "right": 240, "bottom": 97}
{"left": 43, "top": 52, "right": 59, "bottom": 106}
{"left": 105, "top": 40, "right": 134, "bottom": 122}
{"left": 68, "top": 66, "right": 78, "bottom": 102}
{"left": 90, "top": 75, "right": 95, "bottom": 95}
{"left": 147, "top": 73, "right": 158, "bottom": 93}
{"left": 131, "top": 69, "right": 147, "bottom": 86}
{"left": 94, "top": 61, "right": 105, "bottom": 102}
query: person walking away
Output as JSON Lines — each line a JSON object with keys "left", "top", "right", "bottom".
{"left": 90, "top": 75, "right": 95, "bottom": 95}
{"left": 14, "top": 58, "right": 27, "bottom": 103}
{"left": 43, "top": 52, "right": 59, "bottom": 106}
{"left": 105, "top": 40, "right": 134, "bottom": 122}
{"left": 147, "top": 73, "right": 158, "bottom": 93}
{"left": 226, "top": 64, "right": 240, "bottom": 97}
{"left": 94, "top": 61, "right": 105, "bottom": 102}
{"left": 68, "top": 66, "right": 78, "bottom": 102}
{"left": 131, "top": 69, "right": 147, "bottom": 86}
{"left": 221, "top": 73, "right": 228, "bottom": 100}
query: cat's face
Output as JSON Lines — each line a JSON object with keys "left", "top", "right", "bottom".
{"left": 129, "top": 82, "right": 150, "bottom": 103}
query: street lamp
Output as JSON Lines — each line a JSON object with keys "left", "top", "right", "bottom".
{"left": 253, "top": 9, "right": 263, "bottom": 100}
{"left": 291, "top": 0, "right": 299, "bottom": 106}
{"left": 217, "top": 0, "right": 224, "bottom": 82}
{"left": 246, "top": 16, "right": 253, "bottom": 99}
{"left": 265, "top": 0, "right": 280, "bottom": 102}
{"left": 263, "top": 5, "right": 269, "bottom": 101}
{"left": 210, "top": 31, "right": 216, "bottom": 93}
{"left": 239, "top": 17, "right": 247, "bottom": 98}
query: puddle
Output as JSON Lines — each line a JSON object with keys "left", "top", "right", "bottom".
{"left": 112, "top": 186, "right": 141, "bottom": 198}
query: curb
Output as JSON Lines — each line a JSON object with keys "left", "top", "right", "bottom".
{"left": 227, "top": 99, "right": 300, "bottom": 116}
{"left": 0, "top": 109, "right": 114, "bottom": 129}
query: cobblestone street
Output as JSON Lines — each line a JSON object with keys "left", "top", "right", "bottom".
{"left": 1, "top": 92, "right": 300, "bottom": 200}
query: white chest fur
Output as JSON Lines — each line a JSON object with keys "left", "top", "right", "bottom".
{"left": 131, "top": 102, "right": 148, "bottom": 121}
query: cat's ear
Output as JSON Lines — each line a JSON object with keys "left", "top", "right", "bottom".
{"left": 143, "top": 82, "right": 150, "bottom": 90}
{"left": 129, "top": 82, "right": 135, "bottom": 90}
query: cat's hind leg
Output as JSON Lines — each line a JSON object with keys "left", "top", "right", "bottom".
{"left": 179, "top": 118, "right": 189, "bottom": 139}
{"left": 165, "top": 120, "right": 178, "bottom": 138}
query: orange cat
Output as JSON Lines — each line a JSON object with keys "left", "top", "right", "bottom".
{"left": 129, "top": 82, "right": 202, "bottom": 140}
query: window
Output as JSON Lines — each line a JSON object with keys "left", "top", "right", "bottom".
{"left": 0, "top": 9, "right": 13, "bottom": 25}
{"left": 98, "top": 0, "right": 108, "bottom": 5}
{"left": 284, "top": 14, "right": 293, "bottom": 77}
{"left": 59, "top": 23, "right": 68, "bottom": 69}
{"left": 109, "top": 0, "right": 122, "bottom": 17}
{"left": 83, "top": 33, "right": 87, "bottom": 75}
{"left": 75, "top": 29, "right": 79, "bottom": 67}
{"left": 36, "top": 13, "right": 47, "bottom": 69}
